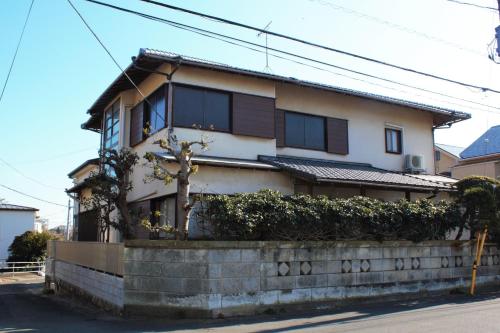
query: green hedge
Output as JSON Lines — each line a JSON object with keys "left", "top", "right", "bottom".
{"left": 198, "top": 190, "right": 462, "bottom": 242}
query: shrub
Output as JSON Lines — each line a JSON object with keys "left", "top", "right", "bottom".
{"left": 7, "top": 231, "right": 59, "bottom": 262}
{"left": 198, "top": 190, "right": 461, "bottom": 242}
{"left": 452, "top": 176, "right": 500, "bottom": 241}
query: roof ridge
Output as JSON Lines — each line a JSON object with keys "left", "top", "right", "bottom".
{"left": 269, "top": 154, "right": 374, "bottom": 168}
{"left": 404, "top": 173, "right": 454, "bottom": 187}
{"left": 0, "top": 203, "right": 38, "bottom": 211}
{"left": 138, "top": 49, "right": 470, "bottom": 119}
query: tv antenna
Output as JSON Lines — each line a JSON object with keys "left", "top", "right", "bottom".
{"left": 257, "top": 21, "right": 272, "bottom": 73}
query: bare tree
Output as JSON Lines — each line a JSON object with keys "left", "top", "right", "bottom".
{"left": 144, "top": 131, "right": 210, "bottom": 240}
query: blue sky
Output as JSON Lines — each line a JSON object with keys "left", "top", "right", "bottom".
{"left": 1, "top": 0, "right": 500, "bottom": 228}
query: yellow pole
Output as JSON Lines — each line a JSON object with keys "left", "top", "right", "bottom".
{"left": 470, "top": 227, "right": 488, "bottom": 295}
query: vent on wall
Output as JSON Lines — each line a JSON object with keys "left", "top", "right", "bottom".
{"left": 405, "top": 154, "right": 425, "bottom": 173}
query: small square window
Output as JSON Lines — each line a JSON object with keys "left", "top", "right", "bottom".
{"left": 385, "top": 128, "right": 402, "bottom": 154}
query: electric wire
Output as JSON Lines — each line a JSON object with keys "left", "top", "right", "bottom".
{"left": 15, "top": 146, "right": 96, "bottom": 165}
{"left": 308, "top": 0, "right": 487, "bottom": 57}
{"left": 67, "top": 0, "right": 165, "bottom": 123}
{"left": 446, "top": 0, "right": 499, "bottom": 11}
{"left": 0, "top": 0, "right": 35, "bottom": 105}
{"left": 84, "top": 0, "right": 500, "bottom": 114}
{"left": 137, "top": 0, "right": 500, "bottom": 94}
{"left": 0, "top": 158, "right": 64, "bottom": 190}
{"left": 0, "top": 184, "right": 67, "bottom": 207}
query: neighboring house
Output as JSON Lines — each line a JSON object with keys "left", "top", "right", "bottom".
{"left": 0, "top": 203, "right": 38, "bottom": 260}
{"left": 67, "top": 48, "right": 470, "bottom": 241}
{"left": 34, "top": 218, "right": 49, "bottom": 233}
{"left": 434, "top": 143, "right": 463, "bottom": 176}
{"left": 452, "top": 125, "right": 500, "bottom": 180}
{"left": 66, "top": 158, "right": 99, "bottom": 241}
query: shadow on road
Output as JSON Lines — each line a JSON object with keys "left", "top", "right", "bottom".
{"left": 0, "top": 281, "right": 499, "bottom": 333}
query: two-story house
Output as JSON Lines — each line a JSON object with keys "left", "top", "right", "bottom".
{"left": 67, "top": 48, "right": 470, "bottom": 241}
{"left": 452, "top": 125, "right": 500, "bottom": 180}
{"left": 434, "top": 143, "right": 463, "bottom": 176}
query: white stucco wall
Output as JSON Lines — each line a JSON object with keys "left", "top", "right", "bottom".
{"left": 91, "top": 62, "right": 442, "bottom": 206}
{"left": 275, "top": 83, "right": 435, "bottom": 172}
{"left": 0, "top": 210, "right": 36, "bottom": 260}
{"left": 128, "top": 159, "right": 294, "bottom": 202}
{"left": 72, "top": 164, "right": 98, "bottom": 185}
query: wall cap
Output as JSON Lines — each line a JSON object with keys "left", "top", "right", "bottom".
{"left": 124, "top": 239, "right": 484, "bottom": 249}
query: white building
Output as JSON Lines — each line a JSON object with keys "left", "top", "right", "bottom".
{"left": 34, "top": 218, "right": 49, "bottom": 233}
{"left": 0, "top": 203, "right": 38, "bottom": 260}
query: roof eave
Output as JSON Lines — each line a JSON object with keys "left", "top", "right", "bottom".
{"left": 68, "top": 158, "right": 100, "bottom": 179}
{"left": 83, "top": 49, "right": 471, "bottom": 127}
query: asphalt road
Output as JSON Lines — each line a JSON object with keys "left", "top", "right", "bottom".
{"left": 1, "top": 279, "right": 500, "bottom": 333}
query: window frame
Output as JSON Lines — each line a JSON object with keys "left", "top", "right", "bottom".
{"left": 129, "top": 84, "right": 168, "bottom": 147}
{"left": 145, "top": 84, "right": 168, "bottom": 135}
{"left": 172, "top": 83, "right": 232, "bottom": 133}
{"left": 103, "top": 99, "right": 120, "bottom": 150}
{"left": 435, "top": 150, "right": 441, "bottom": 161}
{"left": 384, "top": 127, "right": 403, "bottom": 155}
{"left": 284, "top": 110, "right": 327, "bottom": 151}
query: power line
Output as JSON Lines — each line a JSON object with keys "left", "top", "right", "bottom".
{"left": 309, "top": 0, "right": 487, "bottom": 57}
{"left": 0, "top": 184, "right": 67, "bottom": 207}
{"left": 446, "top": 0, "right": 499, "bottom": 11}
{"left": 84, "top": 0, "right": 500, "bottom": 113}
{"left": 138, "top": 0, "right": 500, "bottom": 94}
{"left": 66, "top": 0, "right": 165, "bottom": 123}
{"left": 15, "top": 146, "right": 96, "bottom": 165}
{"left": 0, "top": 0, "right": 35, "bottom": 105}
{"left": 0, "top": 158, "right": 64, "bottom": 190}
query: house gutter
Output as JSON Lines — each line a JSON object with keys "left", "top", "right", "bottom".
{"left": 315, "top": 177, "right": 455, "bottom": 192}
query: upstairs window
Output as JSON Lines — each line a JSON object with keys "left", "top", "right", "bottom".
{"left": 173, "top": 85, "right": 230, "bottom": 132}
{"left": 285, "top": 111, "right": 326, "bottom": 150}
{"left": 129, "top": 85, "right": 167, "bottom": 146}
{"left": 104, "top": 100, "right": 120, "bottom": 149}
{"left": 146, "top": 86, "right": 167, "bottom": 134}
{"left": 385, "top": 128, "right": 402, "bottom": 154}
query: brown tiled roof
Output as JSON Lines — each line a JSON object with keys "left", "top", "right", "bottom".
{"left": 259, "top": 155, "right": 454, "bottom": 191}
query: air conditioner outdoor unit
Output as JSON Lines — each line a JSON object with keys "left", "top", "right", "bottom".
{"left": 405, "top": 154, "right": 424, "bottom": 173}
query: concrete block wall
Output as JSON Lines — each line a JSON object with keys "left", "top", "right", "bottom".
{"left": 49, "top": 260, "right": 124, "bottom": 308}
{"left": 122, "top": 240, "right": 500, "bottom": 317}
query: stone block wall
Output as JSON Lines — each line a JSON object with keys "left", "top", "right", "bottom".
{"left": 122, "top": 240, "right": 500, "bottom": 317}
{"left": 47, "top": 259, "right": 124, "bottom": 308}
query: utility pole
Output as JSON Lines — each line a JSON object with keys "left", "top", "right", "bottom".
{"left": 65, "top": 199, "right": 71, "bottom": 241}
{"left": 496, "top": 0, "right": 500, "bottom": 57}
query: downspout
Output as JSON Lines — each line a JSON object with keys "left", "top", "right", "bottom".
{"left": 65, "top": 192, "right": 78, "bottom": 241}
{"left": 98, "top": 110, "right": 105, "bottom": 173}
{"left": 432, "top": 126, "right": 437, "bottom": 175}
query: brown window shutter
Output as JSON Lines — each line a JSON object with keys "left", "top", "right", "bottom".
{"left": 232, "top": 93, "right": 275, "bottom": 138}
{"left": 327, "top": 118, "right": 349, "bottom": 155}
{"left": 130, "top": 102, "right": 144, "bottom": 146}
{"left": 276, "top": 109, "right": 285, "bottom": 147}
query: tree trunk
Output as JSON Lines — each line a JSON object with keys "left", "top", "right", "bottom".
{"left": 176, "top": 156, "right": 192, "bottom": 240}
{"left": 117, "top": 193, "right": 132, "bottom": 239}
{"left": 455, "top": 210, "right": 469, "bottom": 240}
